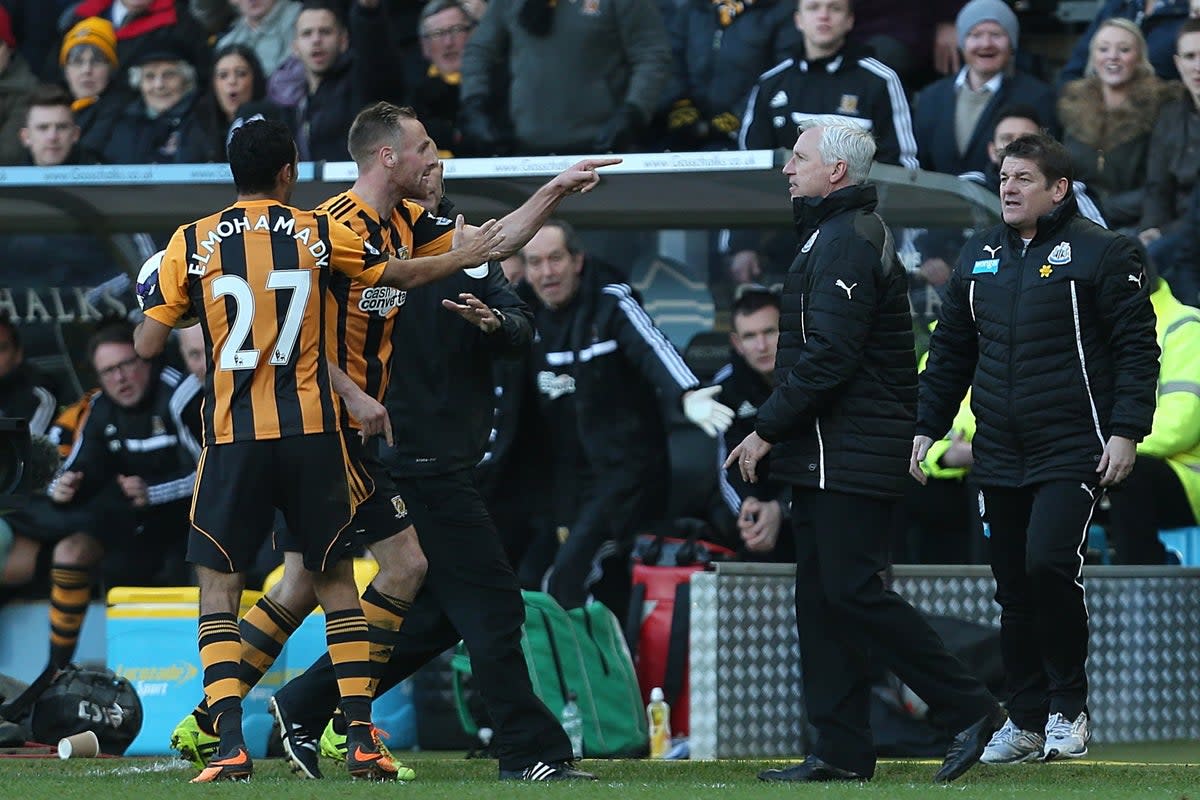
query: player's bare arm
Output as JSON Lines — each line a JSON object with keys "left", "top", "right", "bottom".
{"left": 328, "top": 361, "right": 393, "bottom": 446}
{"left": 133, "top": 317, "right": 173, "bottom": 360}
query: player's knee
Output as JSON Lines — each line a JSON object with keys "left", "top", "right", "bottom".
{"left": 267, "top": 569, "right": 318, "bottom": 618}
{"left": 371, "top": 530, "right": 427, "bottom": 592}
{"left": 52, "top": 532, "right": 102, "bottom": 568}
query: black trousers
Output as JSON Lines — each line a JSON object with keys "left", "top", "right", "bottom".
{"left": 273, "top": 468, "right": 571, "bottom": 771}
{"left": 981, "top": 480, "right": 1102, "bottom": 732}
{"left": 792, "top": 487, "right": 996, "bottom": 777}
{"left": 1106, "top": 455, "right": 1195, "bottom": 564}
{"left": 544, "top": 466, "right": 665, "bottom": 616}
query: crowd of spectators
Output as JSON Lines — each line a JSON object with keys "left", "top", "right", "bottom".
{"left": 3, "top": 0, "right": 1200, "bottom": 615}
{"left": 1, "top": 0, "right": 1200, "bottom": 298}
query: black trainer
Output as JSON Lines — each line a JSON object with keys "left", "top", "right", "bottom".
{"left": 934, "top": 706, "right": 1009, "bottom": 783}
{"left": 269, "top": 696, "right": 322, "bottom": 779}
{"left": 759, "top": 755, "right": 867, "bottom": 782}
{"left": 499, "top": 760, "right": 598, "bottom": 781}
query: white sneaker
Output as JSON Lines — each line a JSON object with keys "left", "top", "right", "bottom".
{"left": 1043, "top": 712, "right": 1090, "bottom": 760}
{"left": 980, "top": 718, "right": 1046, "bottom": 764}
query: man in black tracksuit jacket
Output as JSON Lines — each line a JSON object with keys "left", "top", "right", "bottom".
{"left": 711, "top": 288, "right": 792, "bottom": 560}
{"left": 37, "top": 322, "right": 198, "bottom": 672}
{"left": 914, "top": 133, "right": 1159, "bottom": 763}
{"left": 728, "top": 117, "right": 1004, "bottom": 784}
{"left": 517, "top": 220, "right": 725, "bottom": 615}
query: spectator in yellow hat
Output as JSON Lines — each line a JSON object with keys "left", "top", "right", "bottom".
{"left": 60, "top": 17, "right": 127, "bottom": 160}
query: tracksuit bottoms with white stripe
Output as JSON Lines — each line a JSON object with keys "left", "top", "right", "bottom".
{"left": 978, "top": 480, "right": 1102, "bottom": 732}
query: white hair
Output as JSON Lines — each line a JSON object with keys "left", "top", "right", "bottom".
{"left": 796, "top": 115, "right": 877, "bottom": 184}
{"left": 128, "top": 60, "right": 198, "bottom": 95}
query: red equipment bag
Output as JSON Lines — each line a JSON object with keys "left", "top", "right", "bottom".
{"left": 625, "top": 520, "right": 734, "bottom": 736}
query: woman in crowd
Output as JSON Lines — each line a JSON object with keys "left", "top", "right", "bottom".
{"left": 195, "top": 43, "right": 271, "bottom": 161}
{"left": 58, "top": 17, "right": 126, "bottom": 160}
{"left": 1139, "top": 17, "right": 1200, "bottom": 305}
{"left": 1057, "top": 18, "right": 1180, "bottom": 228}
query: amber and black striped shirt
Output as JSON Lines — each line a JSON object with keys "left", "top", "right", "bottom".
{"left": 318, "top": 192, "right": 455, "bottom": 422}
{"left": 144, "top": 199, "right": 388, "bottom": 445}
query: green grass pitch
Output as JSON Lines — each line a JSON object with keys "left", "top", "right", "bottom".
{"left": 0, "top": 743, "right": 1196, "bottom": 800}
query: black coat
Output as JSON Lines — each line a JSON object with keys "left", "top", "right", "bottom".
{"left": 518, "top": 259, "right": 700, "bottom": 494}
{"left": 913, "top": 70, "right": 1058, "bottom": 176}
{"left": 663, "top": 0, "right": 796, "bottom": 119}
{"left": 75, "top": 86, "right": 128, "bottom": 161}
{"left": 756, "top": 183, "right": 917, "bottom": 499}
{"left": 918, "top": 195, "right": 1160, "bottom": 487}
{"left": 101, "top": 90, "right": 214, "bottom": 164}
{"left": 380, "top": 253, "right": 533, "bottom": 479}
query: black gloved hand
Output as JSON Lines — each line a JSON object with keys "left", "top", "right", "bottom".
{"left": 458, "top": 96, "right": 513, "bottom": 156}
{"left": 592, "top": 104, "right": 642, "bottom": 153}
{"left": 665, "top": 98, "right": 705, "bottom": 151}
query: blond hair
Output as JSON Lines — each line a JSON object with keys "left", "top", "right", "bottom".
{"left": 1085, "top": 17, "right": 1154, "bottom": 82}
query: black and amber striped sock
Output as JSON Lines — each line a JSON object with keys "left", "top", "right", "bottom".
{"left": 237, "top": 595, "right": 300, "bottom": 695}
{"left": 325, "top": 608, "right": 372, "bottom": 727}
{"left": 191, "top": 596, "right": 299, "bottom": 732}
{"left": 359, "top": 583, "right": 411, "bottom": 693}
{"left": 49, "top": 565, "right": 91, "bottom": 668}
{"left": 198, "top": 612, "right": 245, "bottom": 751}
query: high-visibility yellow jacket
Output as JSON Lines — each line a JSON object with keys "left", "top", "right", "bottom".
{"left": 1139, "top": 282, "right": 1200, "bottom": 521}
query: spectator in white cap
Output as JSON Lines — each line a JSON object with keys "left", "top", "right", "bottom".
{"left": 912, "top": 0, "right": 1057, "bottom": 175}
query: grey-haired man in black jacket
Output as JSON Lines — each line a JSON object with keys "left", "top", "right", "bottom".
{"left": 727, "top": 115, "right": 1005, "bottom": 785}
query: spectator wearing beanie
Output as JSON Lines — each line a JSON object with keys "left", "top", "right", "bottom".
{"left": 0, "top": 6, "right": 39, "bottom": 164}
{"left": 60, "top": 16, "right": 129, "bottom": 160}
{"left": 913, "top": 0, "right": 1056, "bottom": 175}
{"left": 58, "top": 0, "right": 212, "bottom": 82}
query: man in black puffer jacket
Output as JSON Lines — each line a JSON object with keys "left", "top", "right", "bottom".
{"left": 727, "top": 115, "right": 1005, "bottom": 785}
{"left": 913, "top": 133, "right": 1159, "bottom": 765}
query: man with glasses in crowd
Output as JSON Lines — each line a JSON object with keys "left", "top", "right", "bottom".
{"left": 410, "top": 0, "right": 481, "bottom": 155}
{"left": 20, "top": 321, "right": 200, "bottom": 690}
